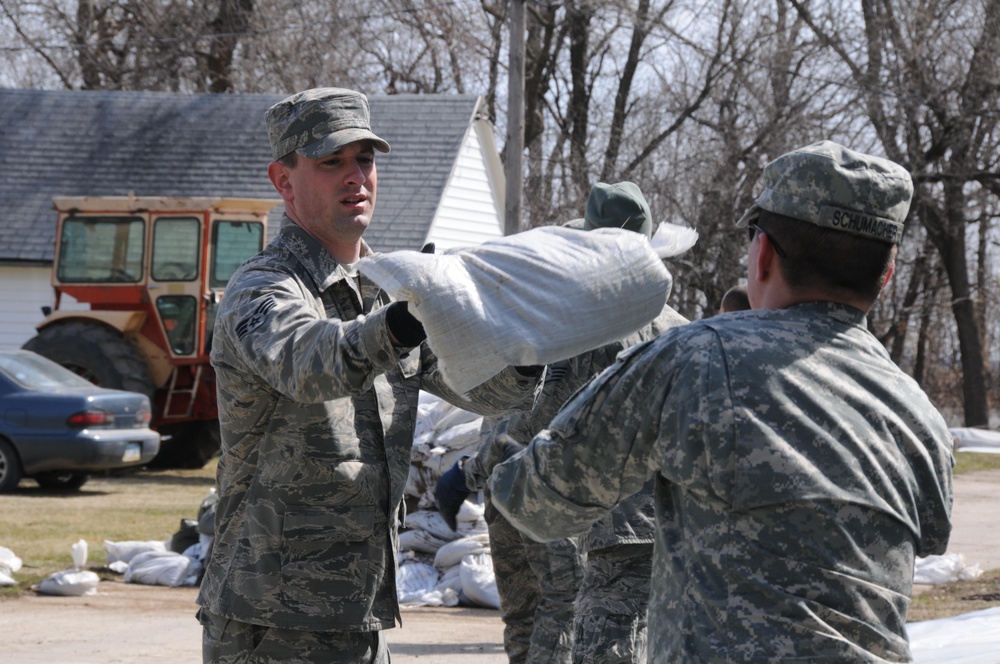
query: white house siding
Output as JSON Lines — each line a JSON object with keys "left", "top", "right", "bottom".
{"left": 425, "top": 124, "right": 505, "bottom": 251}
{"left": 0, "top": 265, "right": 86, "bottom": 350}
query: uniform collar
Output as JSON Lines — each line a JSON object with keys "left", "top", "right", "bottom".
{"left": 278, "top": 214, "right": 373, "bottom": 291}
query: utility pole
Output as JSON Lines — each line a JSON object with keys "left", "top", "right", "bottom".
{"left": 504, "top": 0, "right": 526, "bottom": 236}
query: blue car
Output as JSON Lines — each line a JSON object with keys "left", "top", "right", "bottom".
{"left": 0, "top": 349, "right": 160, "bottom": 492}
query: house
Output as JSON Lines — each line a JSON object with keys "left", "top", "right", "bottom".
{"left": 0, "top": 88, "right": 507, "bottom": 349}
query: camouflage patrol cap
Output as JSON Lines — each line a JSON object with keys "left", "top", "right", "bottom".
{"left": 583, "top": 181, "right": 654, "bottom": 238}
{"left": 266, "top": 87, "right": 390, "bottom": 161}
{"left": 735, "top": 141, "right": 912, "bottom": 244}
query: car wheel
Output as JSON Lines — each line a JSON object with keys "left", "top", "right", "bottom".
{"left": 0, "top": 438, "right": 24, "bottom": 493}
{"left": 34, "top": 471, "right": 89, "bottom": 491}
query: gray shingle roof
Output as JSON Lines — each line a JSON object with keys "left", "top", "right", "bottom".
{"left": 0, "top": 88, "right": 482, "bottom": 263}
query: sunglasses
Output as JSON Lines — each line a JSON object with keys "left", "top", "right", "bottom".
{"left": 747, "top": 223, "right": 786, "bottom": 258}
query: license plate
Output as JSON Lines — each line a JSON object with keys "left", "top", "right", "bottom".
{"left": 122, "top": 442, "right": 141, "bottom": 463}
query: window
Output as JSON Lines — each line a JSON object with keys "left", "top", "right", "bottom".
{"left": 152, "top": 217, "right": 200, "bottom": 281}
{"left": 211, "top": 221, "right": 264, "bottom": 288}
{"left": 156, "top": 295, "right": 198, "bottom": 355}
{"left": 57, "top": 216, "right": 144, "bottom": 283}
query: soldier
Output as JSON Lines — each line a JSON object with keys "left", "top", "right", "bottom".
{"left": 718, "top": 282, "right": 750, "bottom": 313}
{"left": 437, "top": 182, "right": 688, "bottom": 664}
{"left": 489, "top": 141, "right": 954, "bottom": 661}
{"left": 196, "top": 87, "right": 541, "bottom": 664}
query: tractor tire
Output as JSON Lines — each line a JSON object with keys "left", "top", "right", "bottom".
{"left": 0, "top": 437, "right": 23, "bottom": 493}
{"left": 23, "top": 320, "right": 156, "bottom": 401}
{"left": 34, "top": 471, "right": 89, "bottom": 491}
{"left": 151, "top": 420, "right": 221, "bottom": 470}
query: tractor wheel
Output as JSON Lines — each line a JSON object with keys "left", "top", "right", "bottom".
{"left": 150, "top": 420, "right": 221, "bottom": 470}
{"left": 0, "top": 438, "right": 23, "bottom": 493}
{"left": 24, "top": 320, "right": 156, "bottom": 401}
{"left": 34, "top": 471, "right": 89, "bottom": 491}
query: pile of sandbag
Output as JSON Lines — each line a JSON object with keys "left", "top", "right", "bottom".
{"left": 103, "top": 487, "right": 217, "bottom": 587}
{"left": 397, "top": 392, "right": 500, "bottom": 608}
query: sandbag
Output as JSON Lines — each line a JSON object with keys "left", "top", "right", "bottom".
{"left": 459, "top": 552, "right": 500, "bottom": 609}
{"left": 357, "top": 225, "right": 673, "bottom": 393}
{"left": 37, "top": 569, "right": 100, "bottom": 596}
{"left": 124, "top": 550, "right": 195, "bottom": 587}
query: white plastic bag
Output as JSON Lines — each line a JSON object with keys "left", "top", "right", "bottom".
{"left": 37, "top": 569, "right": 100, "bottom": 596}
{"left": 124, "top": 550, "right": 193, "bottom": 587}
{"left": 398, "top": 528, "right": 451, "bottom": 554}
{"left": 434, "top": 534, "right": 490, "bottom": 569}
{"left": 0, "top": 545, "right": 23, "bottom": 577}
{"left": 459, "top": 552, "right": 500, "bottom": 609}
{"left": 36, "top": 539, "right": 100, "bottom": 596}
{"left": 104, "top": 539, "right": 167, "bottom": 565}
{"left": 404, "top": 509, "right": 459, "bottom": 542}
{"left": 357, "top": 225, "right": 673, "bottom": 393}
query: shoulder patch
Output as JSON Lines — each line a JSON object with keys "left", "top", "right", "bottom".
{"left": 235, "top": 296, "right": 277, "bottom": 340}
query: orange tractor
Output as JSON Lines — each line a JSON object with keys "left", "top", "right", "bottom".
{"left": 24, "top": 196, "right": 280, "bottom": 468}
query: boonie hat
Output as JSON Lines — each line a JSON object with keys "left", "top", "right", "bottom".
{"left": 266, "top": 87, "right": 390, "bottom": 161}
{"left": 583, "top": 181, "right": 654, "bottom": 238}
{"left": 735, "top": 140, "right": 912, "bottom": 244}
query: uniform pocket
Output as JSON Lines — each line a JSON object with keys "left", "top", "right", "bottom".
{"left": 280, "top": 505, "right": 376, "bottom": 611}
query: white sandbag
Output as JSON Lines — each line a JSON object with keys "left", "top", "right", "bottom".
{"left": 434, "top": 534, "right": 491, "bottom": 569}
{"left": 37, "top": 569, "right": 100, "bottom": 596}
{"left": 456, "top": 499, "right": 485, "bottom": 524}
{"left": 104, "top": 539, "right": 167, "bottom": 564}
{"left": 398, "top": 528, "right": 451, "bottom": 554}
{"left": 914, "top": 553, "right": 983, "bottom": 585}
{"left": 950, "top": 427, "right": 1000, "bottom": 454}
{"left": 397, "top": 561, "right": 438, "bottom": 600}
{"left": 404, "top": 509, "right": 460, "bottom": 541}
{"left": 124, "top": 550, "right": 193, "bottom": 587}
{"left": 433, "top": 419, "right": 485, "bottom": 451}
{"left": 71, "top": 539, "right": 88, "bottom": 569}
{"left": 457, "top": 518, "right": 490, "bottom": 538}
{"left": 0, "top": 545, "right": 23, "bottom": 575}
{"left": 357, "top": 225, "right": 672, "bottom": 393}
{"left": 436, "top": 564, "right": 463, "bottom": 594}
{"left": 0, "top": 570, "right": 15, "bottom": 586}
{"left": 459, "top": 552, "right": 500, "bottom": 609}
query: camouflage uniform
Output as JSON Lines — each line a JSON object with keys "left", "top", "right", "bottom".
{"left": 460, "top": 182, "right": 686, "bottom": 664}
{"left": 490, "top": 143, "right": 955, "bottom": 662}
{"left": 197, "top": 87, "right": 540, "bottom": 664}
{"left": 466, "top": 305, "right": 687, "bottom": 664}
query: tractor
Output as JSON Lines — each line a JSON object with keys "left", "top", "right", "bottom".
{"left": 24, "top": 196, "right": 280, "bottom": 468}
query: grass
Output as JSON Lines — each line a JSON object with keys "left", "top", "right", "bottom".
{"left": 954, "top": 451, "right": 1000, "bottom": 475}
{"left": 1, "top": 453, "right": 999, "bottom": 623}
{"left": 0, "top": 460, "right": 217, "bottom": 598}
{"left": 909, "top": 568, "right": 1000, "bottom": 623}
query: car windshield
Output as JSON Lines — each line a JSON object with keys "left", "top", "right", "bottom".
{"left": 0, "top": 352, "right": 95, "bottom": 390}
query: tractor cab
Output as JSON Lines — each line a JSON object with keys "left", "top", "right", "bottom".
{"left": 26, "top": 196, "right": 281, "bottom": 467}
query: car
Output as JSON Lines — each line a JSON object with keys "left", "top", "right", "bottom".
{"left": 0, "top": 349, "right": 160, "bottom": 492}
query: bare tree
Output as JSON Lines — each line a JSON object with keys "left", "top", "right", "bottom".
{"left": 789, "top": 0, "right": 1000, "bottom": 426}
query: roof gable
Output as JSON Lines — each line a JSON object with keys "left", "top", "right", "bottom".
{"left": 0, "top": 88, "right": 492, "bottom": 262}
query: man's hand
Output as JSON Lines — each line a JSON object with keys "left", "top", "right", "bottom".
{"left": 435, "top": 458, "right": 472, "bottom": 531}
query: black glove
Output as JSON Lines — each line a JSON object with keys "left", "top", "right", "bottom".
{"left": 385, "top": 301, "right": 426, "bottom": 347}
{"left": 435, "top": 458, "right": 472, "bottom": 531}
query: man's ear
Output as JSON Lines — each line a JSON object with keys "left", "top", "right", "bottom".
{"left": 268, "top": 161, "right": 293, "bottom": 202}
{"left": 882, "top": 257, "right": 896, "bottom": 288}
{"left": 754, "top": 233, "right": 777, "bottom": 283}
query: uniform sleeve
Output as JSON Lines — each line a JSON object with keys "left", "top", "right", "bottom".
{"left": 462, "top": 349, "right": 618, "bottom": 490}
{"left": 489, "top": 336, "right": 680, "bottom": 542}
{"left": 213, "top": 266, "right": 400, "bottom": 403}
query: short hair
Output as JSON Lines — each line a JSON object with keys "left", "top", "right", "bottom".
{"left": 277, "top": 151, "right": 298, "bottom": 168}
{"left": 720, "top": 283, "right": 750, "bottom": 313}
{"left": 757, "top": 209, "right": 896, "bottom": 301}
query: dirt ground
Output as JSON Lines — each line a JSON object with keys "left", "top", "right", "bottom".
{"left": 2, "top": 468, "right": 998, "bottom": 663}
